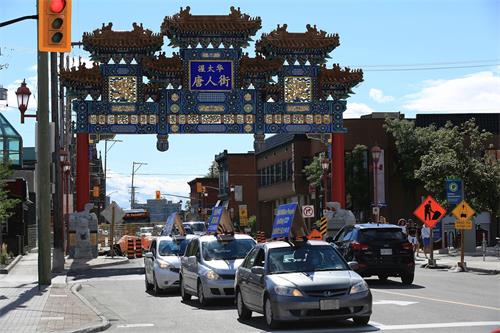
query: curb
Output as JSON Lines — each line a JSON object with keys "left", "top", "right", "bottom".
{"left": 0, "top": 254, "right": 22, "bottom": 274}
{"left": 66, "top": 283, "right": 111, "bottom": 333}
{"left": 428, "top": 262, "right": 499, "bottom": 275}
{"left": 67, "top": 257, "right": 129, "bottom": 274}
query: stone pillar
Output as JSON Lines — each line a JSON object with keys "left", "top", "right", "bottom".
{"left": 331, "top": 133, "right": 345, "bottom": 208}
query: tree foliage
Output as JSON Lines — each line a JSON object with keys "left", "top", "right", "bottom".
{"left": 345, "top": 144, "right": 370, "bottom": 215}
{"left": 303, "top": 155, "right": 323, "bottom": 188}
{"left": 0, "top": 163, "right": 20, "bottom": 222}
{"left": 205, "top": 161, "right": 219, "bottom": 178}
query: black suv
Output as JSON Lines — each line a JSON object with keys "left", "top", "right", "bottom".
{"left": 332, "top": 224, "right": 415, "bottom": 285}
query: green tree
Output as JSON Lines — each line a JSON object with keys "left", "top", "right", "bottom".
{"left": 0, "top": 163, "right": 20, "bottom": 222}
{"left": 303, "top": 155, "right": 323, "bottom": 188}
{"left": 415, "top": 119, "right": 500, "bottom": 218}
{"left": 206, "top": 161, "right": 219, "bottom": 178}
{"left": 345, "top": 144, "right": 370, "bottom": 218}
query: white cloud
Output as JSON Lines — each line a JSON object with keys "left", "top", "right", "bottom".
{"left": 369, "top": 88, "right": 395, "bottom": 103}
{"left": 105, "top": 170, "right": 191, "bottom": 209}
{"left": 344, "top": 102, "right": 375, "bottom": 118}
{"left": 403, "top": 71, "right": 500, "bottom": 113}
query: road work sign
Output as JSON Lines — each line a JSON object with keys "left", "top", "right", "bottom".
{"left": 413, "top": 195, "right": 446, "bottom": 228}
{"left": 452, "top": 200, "right": 475, "bottom": 221}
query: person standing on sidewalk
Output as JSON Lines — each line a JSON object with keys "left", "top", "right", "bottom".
{"left": 407, "top": 219, "right": 418, "bottom": 254}
{"left": 421, "top": 224, "right": 431, "bottom": 259}
{"left": 398, "top": 218, "right": 407, "bottom": 235}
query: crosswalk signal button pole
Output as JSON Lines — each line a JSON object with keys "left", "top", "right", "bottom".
{"left": 38, "top": 0, "right": 72, "bottom": 52}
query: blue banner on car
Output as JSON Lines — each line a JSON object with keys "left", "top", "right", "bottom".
{"left": 162, "top": 212, "right": 176, "bottom": 235}
{"left": 271, "top": 203, "right": 298, "bottom": 239}
{"left": 207, "top": 206, "right": 224, "bottom": 233}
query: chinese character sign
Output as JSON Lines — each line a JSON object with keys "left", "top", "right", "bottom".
{"left": 189, "top": 61, "right": 233, "bottom": 91}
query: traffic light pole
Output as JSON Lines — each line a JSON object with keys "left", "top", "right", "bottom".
{"left": 37, "top": 50, "right": 52, "bottom": 286}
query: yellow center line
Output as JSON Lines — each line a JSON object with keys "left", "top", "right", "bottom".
{"left": 371, "top": 289, "right": 500, "bottom": 311}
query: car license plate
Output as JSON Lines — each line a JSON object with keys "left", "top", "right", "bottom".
{"left": 380, "top": 248, "right": 392, "bottom": 255}
{"left": 320, "top": 299, "right": 340, "bottom": 310}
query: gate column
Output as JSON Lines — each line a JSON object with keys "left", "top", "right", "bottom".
{"left": 76, "top": 133, "right": 90, "bottom": 211}
{"left": 331, "top": 133, "right": 345, "bottom": 208}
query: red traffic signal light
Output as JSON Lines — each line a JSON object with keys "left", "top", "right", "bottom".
{"left": 38, "top": 0, "right": 72, "bottom": 52}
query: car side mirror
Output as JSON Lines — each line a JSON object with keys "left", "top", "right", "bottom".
{"left": 251, "top": 266, "right": 265, "bottom": 275}
{"left": 145, "top": 252, "right": 154, "bottom": 259}
{"left": 348, "top": 261, "right": 359, "bottom": 271}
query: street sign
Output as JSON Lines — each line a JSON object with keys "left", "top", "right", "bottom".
{"left": 445, "top": 179, "right": 463, "bottom": 206}
{"left": 239, "top": 205, "right": 248, "bottom": 227}
{"left": 271, "top": 203, "right": 297, "bottom": 239}
{"left": 302, "top": 205, "right": 315, "bottom": 219}
{"left": 451, "top": 200, "right": 475, "bottom": 221}
{"left": 100, "top": 201, "right": 125, "bottom": 224}
{"left": 413, "top": 195, "right": 446, "bottom": 228}
{"left": 372, "top": 206, "right": 380, "bottom": 215}
{"left": 454, "top": 218, "right": 473, "bottom": 230}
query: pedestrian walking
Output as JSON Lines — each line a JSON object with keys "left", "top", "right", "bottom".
{"left": 398, "top": 218, "right": 407, "bottom": 235}
{"left": 407, "top": 219, "right": 418, "bottom": 253}
{"left": 421, "top": 224, "right": 431, "bottom": 259}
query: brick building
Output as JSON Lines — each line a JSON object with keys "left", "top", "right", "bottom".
{"left": 187, "top": 177, "right": 219, "bottom": 221}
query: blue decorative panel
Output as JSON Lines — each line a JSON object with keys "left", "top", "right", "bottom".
{"left": 189, "top": 61, "right": 233, "bottom": 91}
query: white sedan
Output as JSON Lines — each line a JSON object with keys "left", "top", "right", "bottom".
{"left": 144, "top": 235, "right": 196, "bottom": 295}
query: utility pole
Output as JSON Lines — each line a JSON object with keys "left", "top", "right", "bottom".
{"left": 51, "top": 52, "right": 64, "bottom": 272}
{"left": 130, "top": 162, "right": 147, "bottom": 208}
{"left": 37, "top": 49, "right": 51, "bottom": 285}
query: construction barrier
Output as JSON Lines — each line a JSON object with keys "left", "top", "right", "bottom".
{"left": 135, "top": 238, "right": 142, "bottom": 258}
{"left": 127, "top": 237, "right": 135, "bottom": 259}
{"left": 319, "top": 216, "right": 328, "bottom": 237}
{"left": 256, "top": 231, "right": 267, "bottom": 243}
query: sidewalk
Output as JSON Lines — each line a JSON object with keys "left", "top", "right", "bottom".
{"left": 416, "top": 247, "right": 500, "bottom": 274}
{"left": 0, "top": 252, "right": 126, "bottom": 332}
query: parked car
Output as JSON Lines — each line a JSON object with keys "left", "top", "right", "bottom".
{"left": 183, "top": 221, "right": 207, "bottom": 236}
{"left": 332, "top": 224, "right": 415, "bottom": 284}
{"left": 234, "top": 240, "right": 372, "bottom": 328}
{"left": 180, "top": 234, "right": 256, "bottom": 305}
{"left": 144, "top": 235, "right": 197, "bottom": 295}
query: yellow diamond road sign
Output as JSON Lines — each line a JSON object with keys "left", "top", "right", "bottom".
{"left": 455, "top": 218, "right": 473, "bottom": 230}
{"left": 451, "top": 200, "right": 475, "bottom": 220}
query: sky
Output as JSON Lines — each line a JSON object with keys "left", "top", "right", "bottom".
{"left": 0, "top": 0, "right": 499, "bottom": 209}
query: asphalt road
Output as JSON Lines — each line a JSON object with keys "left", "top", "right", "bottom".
{"left": 71, "top": 258, "right": 500, "bottom": 333}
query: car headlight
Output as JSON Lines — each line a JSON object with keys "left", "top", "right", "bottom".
{"left": 157, "top": 260, "right": 171, "bottom": 269}
{"left": 206, "top": 270, "right": 220, "bottom": 280}
{"left": 274, "top": 286, "right": 304, "bottom": 297}
{"left": 350, "top": 280, "right": 369, "bottom": 294}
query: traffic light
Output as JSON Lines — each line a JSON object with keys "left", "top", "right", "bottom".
{"left": 38, "top": 0, "right": 72, "bottom": 52}
{"left": 155, "top": 190, "right": 161, "bottom": 200}
{"left": 196, "top": 182, "right": 202, "bottom": 193}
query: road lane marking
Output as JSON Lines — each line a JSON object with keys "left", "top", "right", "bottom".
{"left": 117, "top": 323, "right": 155, "bottom": 328}
{"left": 371, "top": 289, "right": 500, "bottom": 311}
{"left": 40, "top": 317, "right": 64, "bottom": 320}
{"left": 372, "top": 321, "right": 500, "bottom": 330}
{"left": 49, "top": 294, "right": 68, "bottom": 297}
{"left": 373, "top": 300, "right": 417, "bottom": 306}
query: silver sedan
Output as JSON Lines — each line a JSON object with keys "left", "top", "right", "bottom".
{"left": 234, "top": 240, "right": 372, "bottom": 328}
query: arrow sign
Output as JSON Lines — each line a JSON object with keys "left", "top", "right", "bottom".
{"left": 101, "top": 201, "right": 125, "bottom": 224}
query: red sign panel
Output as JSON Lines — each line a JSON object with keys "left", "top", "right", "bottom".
{"left": 413, "top": 195, "right": 447, "bottom": 228}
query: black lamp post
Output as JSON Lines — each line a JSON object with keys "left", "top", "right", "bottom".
{"left": 321, "top": 155, "right": 330, "bottom": 210}
{"left": 371, "top": 145, "right": 381, "bottom": 222}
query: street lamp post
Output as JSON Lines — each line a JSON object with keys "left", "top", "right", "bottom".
{"left": 15, "top": 79, "right": 37, "bottom": 123}
{"left": 371, "top": 145, "right": 381, "bottom": 223}
{"left": 321, "top": 155, "right": 330, "bottom": 212}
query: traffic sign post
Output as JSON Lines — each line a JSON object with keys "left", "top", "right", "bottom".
{"left": 452, "top": 200, "right": 475, "bottom": 271}
{"left": 413, "top": 195, "right": 447, "bottom": 267}
{"left": 446, "top": 179, "right": 463, "bottom": 207}
{"left": 101, "top": 201, "right": 125, "bottom": 258}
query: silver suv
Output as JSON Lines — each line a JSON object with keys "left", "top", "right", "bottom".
{"left": 180, "top": 234, "right": 256, "bottom": 305}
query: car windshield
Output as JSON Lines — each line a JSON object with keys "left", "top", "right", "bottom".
{"left": 359, "top": 229, "right": 406, "bottom": 242}
{"left": 186, "top": 223, "right": 206, "bottom": 232}
{"left": 158, "top": 239, "right": 189, "bottom": 256}
{"left": 202, "top": 239, "right": 255, "bottom": 261}
{"left": 268, "top": 245, "right": 348, "bottom": 274}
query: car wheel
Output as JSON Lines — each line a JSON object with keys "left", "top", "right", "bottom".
{"left": 378, "top": 274, "right": 388, "bottom": 282}
{"left": 353, "top": 316, "right": 370, "bottom": 326}
{"left": 264, "top": 296, "right": 279, "bottom": 329}
{"left": 145, "top": 275, "right": 153, "bottom": 291}
{"left": 153, "top": 273, "right": 161, "bottom": 296}
{"left": 236, "top": 289, "right": 252, "bottom": 320}
{"left": 401, "top": 272, "right": 414, "bottom": 285}
{"left": 197, "top": 281, "right": 209, "bottom": 306}
{"left": 180, "top": 276, "right": 191, "bottom": 301}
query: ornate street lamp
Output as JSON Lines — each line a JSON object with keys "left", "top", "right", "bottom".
{"left": 321, "top": 155, "right": 330, "bottom": 212}
{"left": 371, "top": 145, "right": 382, "bottom": 222}
{"left": 15, "top": 79, "right": 37, "bottom": 123}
